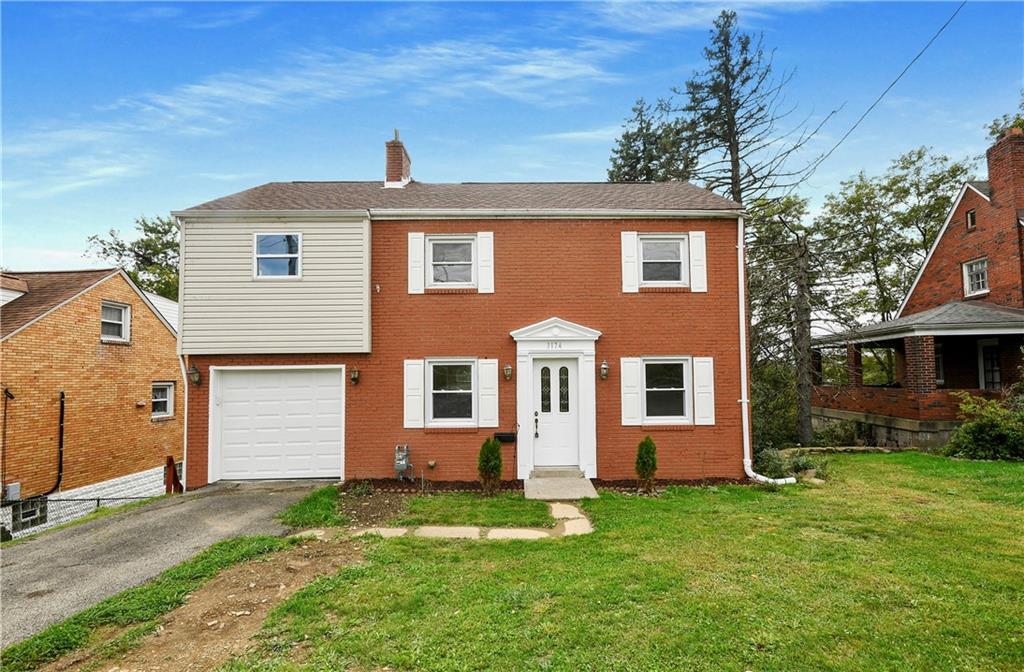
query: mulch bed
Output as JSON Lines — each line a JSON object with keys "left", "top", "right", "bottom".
{"left": 593, "top": 477, "right": 748, "bottom": 493}
{"left": 342, "top": 479, "right": 526, "bottom": 495}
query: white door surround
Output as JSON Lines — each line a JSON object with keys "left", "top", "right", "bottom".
{"left": 510, "top": 317, "right": 600, "bottom": 479}
{"left": 532, "top": 358, "right": 579, "bottom": 467}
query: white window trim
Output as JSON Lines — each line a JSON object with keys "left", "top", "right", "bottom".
{"left": 965, "top": 209, "right": 976, "bottom": 230}
{"left": 253, "top": 232, "right": 303, "bottom": 280}
{"left": 638, "top": 234, "right": 690, "bottom": 287}
{"left": 100, "top": 301, "right": 131, "bottom": 343}
{"left": 151, "top": 382, "right": 175, "bottom": 419}
{"left": 962, "top": 257, "right": 989, "bottom": 298}
{"left": 934, "top": 343, "right": 945, "bottom": 385}
{"left": 641, "top": 356, "right": 693, "bottom": 424}
{"left": 426, "top": 358, "right": 477, "bottom": 427}
{"left": 425, "top": 235, "right": 477, "bottom": 289}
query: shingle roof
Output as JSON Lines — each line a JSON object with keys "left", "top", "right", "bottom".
{"left": 181, "top": 181, "right": 741, "bottom": 213}
{"left": 144, "top": 292, "right": 179, "bottom": 333}
{"left": 1, "top": 269, "right": 118, "bottom": 339}
{"left": 815, "top": 300, "right": 1024, "bottom": 345}
{"left": 968, "top": 180, "right": 991, "bottom": 198}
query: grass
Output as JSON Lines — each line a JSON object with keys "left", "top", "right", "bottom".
{"left": 228, "top": 453, "right": 1024, "bottom": 671}
{"left": 1, "top": 495, "right": 165, "bottom": 548}
{"left": 397, "top": 492, "right": 555, "bottom": 528}
{"left": 277, "top": 486, "right": 350, "bottom": 529}
{"left": 1, "top": 535, "right": 293, "bottom": 672}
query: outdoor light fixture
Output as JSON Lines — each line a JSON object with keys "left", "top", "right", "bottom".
{"left": 600, "top": 360, "right": 610, "bottom": 380}
{"left": 187, "top": 364, "right": 201, "bottom": 386}
{"left": 350, "top": 367, "right": 360, "bottom": 385}
{"left": 503, "top": 363, "right": 513, "bottom": 380}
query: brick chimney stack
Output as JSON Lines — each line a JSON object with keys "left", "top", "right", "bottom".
{"left": 385, "top": 129, "right": 412, "bottom": 188}
{"left": 986, "top": 126, "right": 1024, "bottom": 211}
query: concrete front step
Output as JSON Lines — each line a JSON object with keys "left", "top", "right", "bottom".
{"left": 529, "top": 467, "right": 585, "bottom": 479}
{"left": 524, "top": 476, "right": 598, "bottom": 500}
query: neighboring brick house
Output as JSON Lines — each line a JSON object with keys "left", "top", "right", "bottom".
{"left": 813, "top": 129, "right": 1024, "bottom": 446}
{"left": 173, "top": 131, "right": 784, "bottom": 489}
{"left": 0, "top": 269, "right": 183, "bottom": 537}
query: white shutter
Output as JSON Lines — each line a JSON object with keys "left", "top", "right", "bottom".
{"left": 621, "top": 231, "right": 639, "bottom": 293}
{"left": 408, "top": 232, "right": 425, "bottom": 294}
{"left": 478, "top": 359, "right": 499, "bottom": 427}
{"left": 477, "top": 232, "right": 494, "bottom": 294}
{"left": 403, "top": 359, "right": 425, "bottom": 428}
{"left": 689, "top": 231, "right": 707, "bottom": 293}
{"left": 693, "top": 356, "right": 715, "bottom": 425}
{"left": 620, "top": 357, "right": 643, "bottom": 425}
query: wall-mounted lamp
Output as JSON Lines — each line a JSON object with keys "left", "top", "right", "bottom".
{"left": 350, "top": 367, "right": 360, "bottom": 385}
{"left": 600, "top": 360, "right": 610, "bottom": 380}
{"left": 503, "top": 363, "right": 513, "bottom": 381}
{"left": 187, "top": 364, "right": 202, "bottom": 386}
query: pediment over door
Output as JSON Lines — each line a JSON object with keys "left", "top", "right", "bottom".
{"left": 509, "top": 317, "right": 602, "bottom": 342}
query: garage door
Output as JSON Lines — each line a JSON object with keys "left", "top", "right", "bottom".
{"left": 216, "top": 367, "right": 344, "bottom": 480}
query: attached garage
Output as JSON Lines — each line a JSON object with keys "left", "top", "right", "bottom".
{"left": 209, "top": 366, "right": 345, "bottom": 482}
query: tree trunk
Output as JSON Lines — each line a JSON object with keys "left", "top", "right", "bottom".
{"left": 792, "top": 237, "right": 814, "bottom": 445}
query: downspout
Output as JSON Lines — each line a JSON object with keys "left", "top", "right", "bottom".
{"left": 1, "top": 387, "right": 13, "bottom": 496}
{"left": 42, "top": 390, "right": 66, "bottom": 496}
{"left": 737, "top": 216, "right": 796, "bottom": 485}
{"left": 178, "top": 354, "right": 189, "bottom": 492}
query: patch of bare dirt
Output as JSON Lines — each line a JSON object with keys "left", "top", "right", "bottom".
{"left": 40, "top": 539, "right": 362, "bottom": 672}
{"left": 338, "top": 489, "right": 408, "bottom": 528}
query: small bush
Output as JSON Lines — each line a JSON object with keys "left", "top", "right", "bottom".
{"left": 785, "top": 450, "right": 830, "bottom": 480}
{"left": 478, "top": 437, "right": 503, "bottom": 496}
{"left": 635, "top": 436, "right": 657, "bottom": 493}
{"left": 944, "top": 392, "right": 1024, "bottom": 461}
{"left": 753, "top": 445, "right": 787, "bottom": 479}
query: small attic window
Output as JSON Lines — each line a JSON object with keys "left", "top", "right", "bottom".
{"left": 966, "top": 209, "right": 976, "bottom": 230}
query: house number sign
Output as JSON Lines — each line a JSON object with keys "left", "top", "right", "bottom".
{"left": 545, "top": 341, "right": 563, "bottom": 349}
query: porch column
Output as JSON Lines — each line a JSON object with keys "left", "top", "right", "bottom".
{"left": 846, "top": 343, "right": 863, "bottom": 387}
{"left": 903, "top": 335, "right": 936, "bottom": 394}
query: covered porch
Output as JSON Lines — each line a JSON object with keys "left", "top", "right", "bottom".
{"left": 812, "top": 302, "right": 1024, "bottom": 447}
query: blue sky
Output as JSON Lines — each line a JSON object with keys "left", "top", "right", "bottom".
{"left": 2, "top": 1, "right": 1021, "bottom": 270}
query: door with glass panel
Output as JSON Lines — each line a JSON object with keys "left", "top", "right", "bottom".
{"left": 532, "top": 358, "right": 579, "bottom": 467}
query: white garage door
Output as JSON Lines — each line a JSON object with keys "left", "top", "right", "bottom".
{"left": 215, "top": 367, "right": 344, "bottom": 480}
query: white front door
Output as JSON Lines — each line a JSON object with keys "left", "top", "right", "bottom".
{"left": 532, "top": 358, "right": 579, "bottom": 467}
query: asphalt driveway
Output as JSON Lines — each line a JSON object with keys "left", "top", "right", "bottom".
{"left": 0, "top": 480, "right": 327, "bottom": 647}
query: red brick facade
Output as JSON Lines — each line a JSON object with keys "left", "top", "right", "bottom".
{"left": 1, "top": 274, "right": 184, "bottom": 497}
{"left": 185, "top": 217, "right": 748, "bottom": 488}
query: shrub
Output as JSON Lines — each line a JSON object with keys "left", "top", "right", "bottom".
{"left": 478, "top": 438, "right": 503, "bottom": 496}
{"left": 944, "top": 392, "right": 1024, "bottom": 461}
{"left": 753, "top": 445, "right": 787, "bottom": 479}
{"left": 635, "top": 436, "right": 657, "bottom": 493}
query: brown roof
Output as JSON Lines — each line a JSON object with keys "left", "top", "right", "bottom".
{"left": 0, "top": 274, "right": 28, "bottom": 293}
{"left": 181, "top": 181, "right": 741, "bottom": 213}
{"left": 1, "top": 269, "right": 118, "bottom": 339}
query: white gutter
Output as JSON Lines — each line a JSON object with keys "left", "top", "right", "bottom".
{"left": 178, "top": 354, "right": 189, "bottom": 491}
{"left": 171, "top": 208, "right": 745, "bottom": 221}
{"left": 737, "top": 216, "right": 796, "bottom": 485}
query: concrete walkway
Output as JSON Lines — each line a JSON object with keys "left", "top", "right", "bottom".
{"left": 0, "top": 480, "right": 325, "bottom": 647}
{"left": 350, "top": 501, "right": 593, "bottom": 540}
{"left": 524, "top": 477, "right": 599, "bottom": 500}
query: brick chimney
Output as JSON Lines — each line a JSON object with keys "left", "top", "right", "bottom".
{"left": 385, "top": 129, "right": 411, "bottom": 188}
{"left": 986, "top": 126, "right": 1024, "bottom": 211}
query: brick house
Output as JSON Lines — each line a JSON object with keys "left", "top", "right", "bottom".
{"left": 0, "top": 269, "right": 184, "bottom": 537}
{"left": 174, "top": 132, "right": 788, "bottom": 489}
{"left": 812, "top": 129, "right": 1024, "bottom": 446}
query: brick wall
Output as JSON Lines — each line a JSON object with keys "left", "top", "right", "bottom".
{"left": 186, "top": 217, "right": 747, "bottom": 487}
{"left": 0, "top": 274, "right": 184, "bottom": 497}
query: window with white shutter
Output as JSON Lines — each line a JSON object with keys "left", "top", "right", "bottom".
{"left": 621, "top": 231, "right": 639, "bottom": 293}
{"left": 408, "top": 233, "right": 425, "bottom": 294}
{"left": 692, "top": 357, "right": 715, "bottom": 425}
{"left": 403, "top": 360, "right": 425, "bottom": 428}
{"left": 478, "top": 359, "right": 499, "bottom": 426}
{"left": 409, "top": 233, "right": 493, "bottom": 294}
{"left": 688, "top": 231, "right": 707, "bottom": 293}
{"left": 620, "top": 357, "right": 643, "bottom": 425}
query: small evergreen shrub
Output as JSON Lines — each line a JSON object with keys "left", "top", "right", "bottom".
{"left": 635, "top": 435, "right": 658, "bottom": 493}
{"left": 478, "top": 437, "right": 503, "bottom": 496}
{"left": 944, "top": 392, "right": 1024, "bottom": 461}
{"left": 753, "top": 445, "right": 787, "bottom": 479}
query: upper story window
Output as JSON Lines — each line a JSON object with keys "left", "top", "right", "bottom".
{"left": 100, "top": 301, "right": 130, "bottom": 343}
{"left": 963, "top": 257, "right": 989, "bottom": 297}
{"left": 639, "top": 235, "right": 689, "bottom": 286}
{"left": 152, "top": 382, "right": 175, "bottom": 419}
{"left": 965, "top": 209, "right": 977, "bottom": 231}
{"left": 642, "top": 358, "right": 692, "bottom": 424}
{"left": 254, "top": 233, "right": 301, "bottom": 278}
{"left": 427, "top": 360, "right": 475, "bottom": 425}
{"left": 427, "top": 236, "right": 476, "bottom": 287}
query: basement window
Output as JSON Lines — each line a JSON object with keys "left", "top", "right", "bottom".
{"left": 151, "top": 382, "right": 175, "bottom": 419}
{"left": 100, "top": 301, "right": 130, "bottom": 343}
{"left": 12, "top": 498, "right": 48, "bottom": 533}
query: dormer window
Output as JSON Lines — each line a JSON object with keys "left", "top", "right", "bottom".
{"left": 963, "top": 258, "right": 989, "bottom": 297}
{"left": 965, "top": 209, "right": 976, "bottom": 231}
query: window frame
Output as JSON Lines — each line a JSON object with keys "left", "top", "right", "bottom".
{"left": 426, "top": 358, "right": 477, "bottom": 427}
{"left": 977, "top": 338, "right": 1001, "bottom": 391}
{"left": 151, "top": 382, "right": 175, "bottom": 419}
{"left": 934, "top": 343, "right": 945, "bottom": 386}
{"left": 425, "top": 235, "right": 477, "bottom": 288}
{"left": 641, "top": 356, "right": 693, "bottom": 425}
{"left": 637, "top": 234, "right": 690, "bottom": 287}
{"left": 253, "top": 232, "right": 303, "bottom": 280}
{"left": 100, "top": 301, "right": 131, "bottom": 343}
{"left": 965, "top": 209, "right": 976, "bottom": 231}
{"left": 962, "top": 257, "right": 989, "bottom": 297}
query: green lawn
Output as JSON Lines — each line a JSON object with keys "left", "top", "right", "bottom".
{"left": 229, "top": 453, "right": 1024, "bottom": 671}
{"left": 277, "top": 486, "right": 350, "bottom": 528}
{"left": 397, "top": 492, "right": 556, "bottom": 528}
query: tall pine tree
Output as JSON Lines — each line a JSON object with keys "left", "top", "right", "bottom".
{"left": 608, "top": 98, "right": 693, "bottom": 182}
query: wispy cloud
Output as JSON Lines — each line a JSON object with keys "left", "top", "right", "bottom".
{"left": 535, "top": 125, "right": 622, "bottom": 143}
{"left": 584, "top": 1, "right": 822, "bottom": 35}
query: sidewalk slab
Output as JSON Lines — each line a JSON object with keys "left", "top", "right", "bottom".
{"left": 487, "top": 528, "right": 550, "bottom": 540}
{"left": 414, "top": 526, "right": 480, "bottom": 539}
{"left": 524, "top": 478, "right": 598, "bottom": 500}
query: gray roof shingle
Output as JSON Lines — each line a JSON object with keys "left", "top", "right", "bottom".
{"left": 1, "top": 269, "right": 118, "bottom": 339}
{"left": 815, "top": 300, "right": 1024, "bottom": 345}
{"left": 968, "top": 180, "right": 991, "bottom": 198}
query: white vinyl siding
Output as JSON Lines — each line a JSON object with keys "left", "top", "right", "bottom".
{"left": 180, "top": 218, "right": 371, "bottom": 354}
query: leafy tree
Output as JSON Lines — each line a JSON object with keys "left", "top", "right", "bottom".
{"left": 87, "top": 215, "right": 179, "bottom": 300}
{"left": 608, "top": 98, "right": 694, "bottom": 182}
{"left": 985, "top": 92, "right": 1024, "bottom": 139}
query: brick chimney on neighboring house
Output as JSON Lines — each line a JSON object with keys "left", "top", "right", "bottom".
{"left": 385, "top": 129, "right": 412, "bottom": 188}
{"left": 985, "top": 127, "right": 1024, "bottom": 304}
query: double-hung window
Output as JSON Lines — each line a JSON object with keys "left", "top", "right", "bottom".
{"left": 642, "top": 358, "right": 691, "bottom": 423}
{"left": 151, "top": 382, "right": 174, "bottom": 419}
{"left": 254, "top": 233, "right": 301, "bottom": 278}
{"left": 427, "top": 360, "right": 475, "bottom": 424}
{"left": 965, "top": 209, "right": 976, "bottom": 230}
{"left": 100, "top": 301, "right": 130, "bottom": 342}
{"left": 963, "top": 258, "right": 988, "bottom": 297}
{"left": 427, "top": 237, "right": 475, "bottom": 287}
{"left": 639, "top": 235, "right": 689, "bottom": 286}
